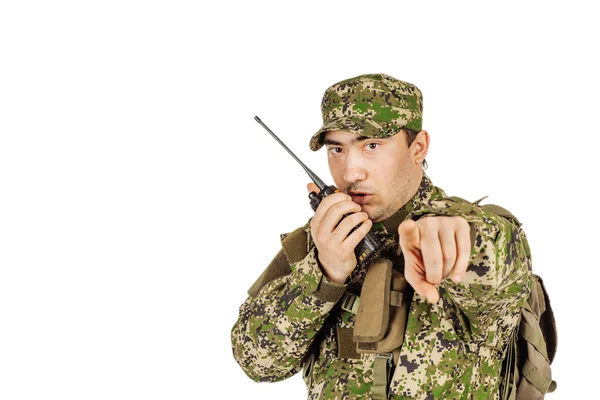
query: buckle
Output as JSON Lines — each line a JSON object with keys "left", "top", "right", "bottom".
{"left": 376, "top": 352, "right": 394, "bottom": 367}
{"left": 341, "top": 293, "right": 360, "bottom": 314}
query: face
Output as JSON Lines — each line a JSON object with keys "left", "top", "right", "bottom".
{"left": 323, "top": 130, "right": 428, "bottom": 222}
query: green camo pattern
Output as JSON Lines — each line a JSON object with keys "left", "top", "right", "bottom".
{"left": 309, "top": 73, "right": 424, "bottom": 151}
{"left": 231, "top": 174, "right": 532, "bottom": 399}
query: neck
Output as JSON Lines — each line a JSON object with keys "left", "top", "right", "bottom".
{"left": 377, "top": 171, "right": 434, "bottom": 235}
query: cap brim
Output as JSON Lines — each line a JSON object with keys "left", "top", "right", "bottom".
{"left": 309, "top": 117, "right": 371, "bottom": 151}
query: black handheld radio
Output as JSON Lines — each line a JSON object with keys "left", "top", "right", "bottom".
{"left": 254, "top": 116, "right": 382, "bottom": 268}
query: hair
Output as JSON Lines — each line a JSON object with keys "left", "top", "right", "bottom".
{"left": 402, "top": 127, "right": 428, "bottom": 170}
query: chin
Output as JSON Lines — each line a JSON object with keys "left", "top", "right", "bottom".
{"left": 363, "top": 207, "right": 382, "bottom": 222}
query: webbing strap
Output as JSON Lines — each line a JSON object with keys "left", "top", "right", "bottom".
{"left": 480, "top": 204, "right": 521, "bottom": 226}
{"left": 342, "top": 291, "right": 402, "bottom": 314}
{"left": 522, "top": 359, "right": 553, "bottom": 393}
{"left": 501, "top": 328, "right": 518, "bottom": 400}
{"left": 372, "top": 353, "right": 393, "bottom": 399}
{"left": 390, "top": 291, "right": 403, "bottom": 307}
{"left": 520, "top": 314, "right": 549, "bottom": 361}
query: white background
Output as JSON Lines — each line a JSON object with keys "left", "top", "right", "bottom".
{"left": 1, "top": 1, "right": 597, "bottom": 399}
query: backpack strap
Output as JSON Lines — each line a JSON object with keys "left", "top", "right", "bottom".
{"left": 447, "top": 196, "right": 522, "bottom": 227}
{"left": 280, "top": 225, "right": 311, "bottom": 265}
{"left": 480, "top": 204, "right": 522, "bottom": 227}
{"left": 501, "top": 327, "right": 519, "bottom": 400}
{"left": 247, "top": 225, "right": 309, "bottom": 297}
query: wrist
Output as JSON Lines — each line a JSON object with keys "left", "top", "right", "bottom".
{"left": 316, "top": 254, "right": 350, "bottom": 284}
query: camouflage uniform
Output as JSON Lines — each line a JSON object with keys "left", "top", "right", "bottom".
{"left": 231, "top": 173, "right": 532, "bottom": 399}
{"left": 232, "top": 74, "right": 532, "bottom": 399}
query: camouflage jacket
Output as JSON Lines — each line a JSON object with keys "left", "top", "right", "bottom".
{"left": 231, "top": 174, "right": 532, "bottom": 399}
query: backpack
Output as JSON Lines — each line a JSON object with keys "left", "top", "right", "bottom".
{"left": 499, "top": 273, "right": 558, "bottom": 399}
{"left": 475, "top": 203, "right": 558, "bottom": 399}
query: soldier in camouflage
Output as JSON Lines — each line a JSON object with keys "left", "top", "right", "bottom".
{"left": 231, "top": 73, "right": 532, "bottom": 399}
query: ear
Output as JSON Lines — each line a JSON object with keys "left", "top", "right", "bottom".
{"left": 411, "top": 130, "right": 430, "bottom": 165}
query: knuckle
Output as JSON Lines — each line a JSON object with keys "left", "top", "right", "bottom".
{"left": 443, "top": 255, "right": 456, "bottom": 263}
{"left": 453, "top": 216, "right": 467, "bottom": 227}
{"left": 429, "top": 257, "right": 442, "bottom": 266}
{"left": 337, "top": 192, "right": 351, "bottom": 202}
{"left": 330, "top": 202, "right": 347, "bottom": 215}
{"left": 316, "top": 230, "right": 325, "bottom": 241}
{"left": 420, "top": 217, "right": 435, "bottom": 228}
{"left": 352, "top": 211, "right": 367, "bottom": 222}
{"left": 317, "top": 196, "right": 331, "bottom": 208}
{"left": 341, "top": 215, "right": 360, "bottom": 231}
{"left": 322, "top": 193, "right": 342, "bottom": 207}
{"left": 320, "top": 195, "right": 333, "bottom": 206}
{"left": 313, "top": 233, "right": 323, "bottom": 245}
{"left": 356, "top": 214, "right": 370, "bottom": 227}
{"left": 398, "top": 219, "right": 413, "bottom": 234}
{"left": 341, "top": 214, "right": 356, "bottom": 227}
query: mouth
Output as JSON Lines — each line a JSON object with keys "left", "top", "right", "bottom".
{"left": 349, "top": 192, "right": 373, "bottom": 205}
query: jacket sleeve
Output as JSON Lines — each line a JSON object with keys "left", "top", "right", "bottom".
{"left": 230, "top": 225, "right": 346, "bottom": 382}
{"left": 408, "top": 198, "right": 533, "bottom": 341}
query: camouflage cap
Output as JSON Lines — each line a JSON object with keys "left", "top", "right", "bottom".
{"left": 309, "top": 73, "right": 423, "bottom": 151}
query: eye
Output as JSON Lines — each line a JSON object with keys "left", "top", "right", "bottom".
{"left": 366, "top": 142, "right": 379, "bottom": 150}
{"left": 328, "top": 147, "right": 343, "bottom": 154}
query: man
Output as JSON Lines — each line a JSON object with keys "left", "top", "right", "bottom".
{"left": 231, "top": 73, "right": 532, "bottom": 399}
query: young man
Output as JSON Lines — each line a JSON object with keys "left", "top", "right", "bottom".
{"left": 231, "top": 73, "right": 532, "bottom": 399}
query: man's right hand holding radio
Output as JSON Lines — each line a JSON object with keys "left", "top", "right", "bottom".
{"left": 307, "top": 183, "right": 372, "bottom": 284}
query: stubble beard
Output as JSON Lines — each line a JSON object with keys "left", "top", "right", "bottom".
{"left": 369, "top": 173, "right": 417, "bottom": 223}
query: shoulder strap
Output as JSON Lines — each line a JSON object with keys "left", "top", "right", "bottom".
{"left": 280, "top": 225, "right": 310, "bottom": 265}
{"left": 480, "top": 204, "right": 522, "bottom": 227}
{"left": 447, "top": 195, "right": 522, "bottom": 227}
{"left": 247, "top": 225, "right": 310, "bottom": 297}
{"left": 247, "top": 249, "right": 291, "bottom": 297}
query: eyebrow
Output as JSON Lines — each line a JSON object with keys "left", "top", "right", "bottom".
{"left": 323, "top": 136, "right": 371, "bottom": 146}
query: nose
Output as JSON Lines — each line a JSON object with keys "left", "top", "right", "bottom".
{"left": 343, "top": 152, "right": 367, "bottom": 183}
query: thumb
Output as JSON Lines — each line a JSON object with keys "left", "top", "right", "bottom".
{"left": 399, "top": 219, "right": 421, "bottom": 251}
{"left": 307, "top": 182, "right": 320, "bottom": 195}
{"left": 410, "top": 279, "right": 441, "bottom": 304}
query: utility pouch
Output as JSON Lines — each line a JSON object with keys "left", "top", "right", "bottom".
{"left": 353, "top": 259, "right": 411, "bottom": 354}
